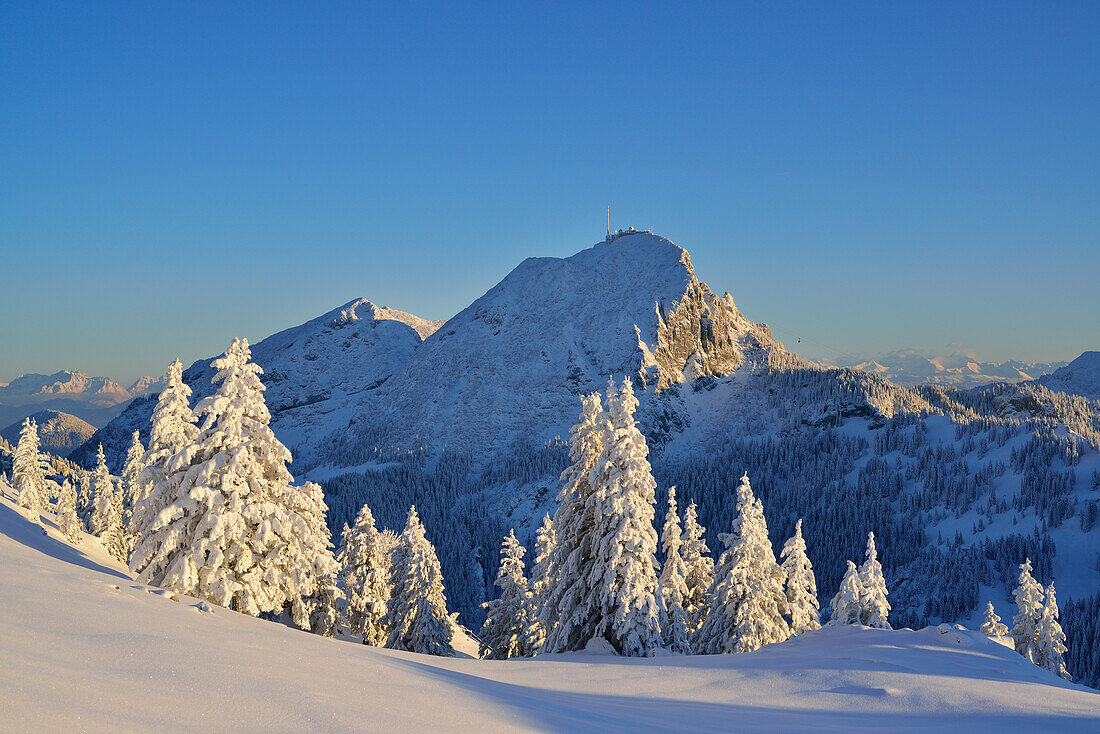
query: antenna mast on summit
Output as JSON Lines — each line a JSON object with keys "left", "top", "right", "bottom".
{"left": 607, "top": 206, "right": 611, "bottom": 237}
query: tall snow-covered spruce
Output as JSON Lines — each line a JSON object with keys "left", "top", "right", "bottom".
{"left": 1036, "top": 583, "right": 1070, "bottom": 679}
{"left": 539, "top": 391, "right": 606, "bottom": 652}
{"left": 659, "top": 486, "right": 692, "bottom": 653}
{"left": 694, "top": 473, "right": 790, "bottom": 654}
{"left": 338, "top": 503, "right": 392, "bottom": 646}
{"left": 119, "top": 430, "right": 146, "bottom": 531}
{"left": 89, "top": 444, "right": 127, "bottom": 562}
{"left": 579, "top": 377, "right": 663, "bottom": 656}
{"left": 780, "top": 519, "right": 820, "bottom": 635}
{"left": 479, "top": 530, "right": 542, "bottom": 659}
{"left": 1011, "top": 558, "right": 1045, "bottom": 664}
{"left": 858, "top": 532, "right": 891, "bottom": 629}
{"left": 384, "top": 505, "right": 456, "bottom": 656}
{"left": 130, "top": 358, "right": 198, "bottom": 547}
{"left": 129, "top": 338, "right": 333, "bottom": 619}
{"left": 680, "top": 499, "right": 714, "bottom": 632}
{"left": 13, "top": 418, "right": 49, "bottom": 520}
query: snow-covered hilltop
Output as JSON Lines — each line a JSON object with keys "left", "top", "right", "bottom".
{"left": 1034, "top": 351, "right": 1100, "bottom": 401}
{"left": 0, "top": 410, "right": 95, "bottom": 455}
{"left": 367, "top": 232, "right": 792, "bottom": 455}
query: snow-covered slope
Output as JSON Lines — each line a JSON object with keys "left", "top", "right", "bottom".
{"left": 1035, "top": 352, "right": 1100, "bottom": 401}
{"left": 2, "top": 487, "right": 1097, "bottom": 733}
{"left": 0, "top": 410, "right": 95, "bottom": 456}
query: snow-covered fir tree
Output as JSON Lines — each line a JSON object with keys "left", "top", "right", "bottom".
{"left": 540, "top": 391, "right": 606, "bottom": 652}
{"left": 680, "top": 499, "right": 714, "bottom": 632}
{"left": 1011, "top": 558, "right": 1045, "bottom": 664}
{"left": 1036, "top": 583, "right": 1070, "bottom": 679}
{"left": 308, "top": 571, "right": 343, "bottom": 638}
{"left": 858, "top": 532, "right": 891, "bottom": 629}
{"left": 130, "top": 338, "right": 331, "bottom": 618}
{"left": 830, "top": 561, "right": 865, "bottom": 625}
{"left": 119, "top": 430, "right": 146, "bottom": 531}
{"left": 130, "top": 358, "right": 198, "bottom": 546}
{"left": 55, "top": 480, "right": 82, "bottom": 544}
{"left": 270, "top": 479, "right": 339, "bottom": 629}
{"left": 980, "top": 601, "right": 1008, "bottom": 637}
{"left": 89, "top": 444, "right": 127, "bottom": 561}
{"left": 780, "top": 519, "right": 820, "bottom": 635}
{"left": 694, "top": 473, "right": 790, "bottom": 654}
{"left": 384, "top": 505, "right": 456, "bottom": 656}
{"left": 578, "top": 377, "right": 663, "bottom": 656}
{"left": 13, "top": 418, "right": 49, "bottom": 520}
{"left": 480, "top": 530, "right": 542, "bottom": 659}
{"left": 659, "top": 486, "right": 692, "bottom": 653}
{"left": 338, "top": 503, "right": 391, "bottom": 645}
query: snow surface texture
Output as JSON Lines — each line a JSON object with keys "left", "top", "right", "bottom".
{"left": 1035, "top": 351, "right": 1100, "bottom": 401}
{"left": 1, "top": 487, "right": 1097, "bottom": 733}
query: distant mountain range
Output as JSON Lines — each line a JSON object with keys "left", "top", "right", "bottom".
{"left": 0, "top": 370, "right": 164, "bottom": 429}
{"left": 824, "top": 350, "right": 1068, "bottom": 389}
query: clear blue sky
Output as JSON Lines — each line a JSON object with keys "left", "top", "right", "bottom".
{"left": 2, "top": 1, "right": 1097, "bottom": 384}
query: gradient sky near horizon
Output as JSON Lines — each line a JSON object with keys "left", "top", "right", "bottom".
{"left": 2, "top": 1, "right": 1098, "bottom": 384}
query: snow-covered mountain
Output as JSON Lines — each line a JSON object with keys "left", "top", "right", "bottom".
{"left": 72, "top": 298, "right": 443, "bottom": 469}
{"left": 79, "top": 232, "right": 1100, "bottom": 689}
{"left": 0, "top": 370, "right": 166, "bottom": 429}
{"left": 0, "top": 410, "right": 96, "bottom": 456}
{"left": 2, "top": 486, "right": 1098, "bottom": 732}
{"left": 1034, "top": 352, "right": 1100, "bottom": 401}
{"left": 830, "top": 350, "right": 1067, "bottom": 389}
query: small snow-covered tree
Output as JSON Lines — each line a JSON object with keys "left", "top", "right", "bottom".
{"left": 540, "top": 391, "right": 607, "bottom": 652}
{"left": 580, "top": 377, "right": 663, "bottom": 656}
{"left": 830, "top": 560, "right": 865, "bottom": 625}
{"left": 694, "top": 473, "right": 790, "bottom": 654}
{"left": 14, "top": 418, "right": 49, "bottom": 520}
{"left": 130, "top": 338, "right": 328, "bottom": 617}
{"left": 119, "top": 430, "right": 146, "bottom": 529}
{"left": 659, "top": 486, "right": 692, "bottom": 653}
{"left": 1011, "top": 558, "right": 1045, "bottom": 663}
{"left": 681, "top": 499, "right": 714, "bottom": 631}
{"left": 529, "top": 513, "right": 555, "bottom": 604}
{"left": 980, "top": 601, "right": 1008, "bottom": 637}
{"left": 308, "top": 571, "right": 343, "bottom": 638}
{"left": 858, "top": 532, "right": 891, "bottom": 629}
{"left": 55, "top": 480, "right": 82, "bottom": 544}
{"left": 130, "top": 358, "right": 197, "bottom": 545}
{"left": 338, "top": 503, "right": 392, "bottom": 645}
{"left": 1035, "top": 583, "right": 1070, "bottom": 679}
{"left": 480, "top": 530, "right": 542, "bottom": 659}
{"left": 384, "top": 505, "right": 455, "bottom": 656}
{"left": 89, "top": 444, "right": 127, "bottom": 561}
{"left": 780, "top": 519, "right": 820, "bottom": 635}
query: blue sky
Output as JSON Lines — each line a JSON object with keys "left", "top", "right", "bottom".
{"left": 1, "top": 1, "right": 1097, "bottom": 384}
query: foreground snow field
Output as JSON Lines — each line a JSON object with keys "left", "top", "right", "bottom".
{"left": 2, "top": 493, "right": 1097, "bottom": 733}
